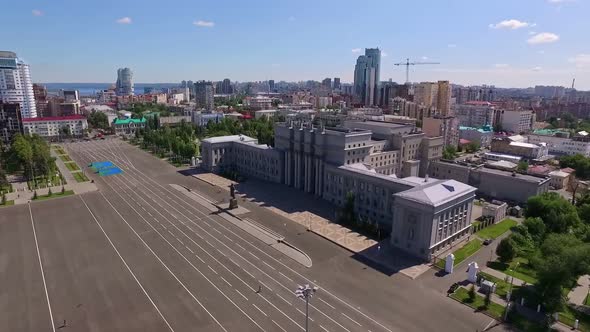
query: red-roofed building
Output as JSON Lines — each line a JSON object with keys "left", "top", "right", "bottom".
{"left": 22, "top": 115, "right": 88, "bottom": 140}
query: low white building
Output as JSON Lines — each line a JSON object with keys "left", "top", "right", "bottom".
{"left": 22, "top": 115, "right": 88, "bottom": 138}
{"left": 255, "top": 109, "right": 277, "bottom": 119}
{"left": 528, "top": 129, "right": 590, "bottom": 157}
{"left": 499, "top": 109, "right": 534, "bottom": 134}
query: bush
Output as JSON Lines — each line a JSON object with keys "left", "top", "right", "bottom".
{"left": 61, "top": 186, "right": 65, "bottom": 194}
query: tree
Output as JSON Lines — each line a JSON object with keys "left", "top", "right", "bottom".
{"left": 496, "top": 237, "right": 517, "bottom": 263}
{"left": 468, "top": 284, "right": 476, "bottom": 302}
{"left": 465, "top": 142, "right": 480, "bottom": 153}
{"left": 47, "top": 187, "right": 52, "bottom": 196}
{"left": 340, "top": 191, "right": 356, "bottom": 226}
{"left": 33, "top": 190, "right": 38, "bottom": 200}
{"left": 523, "top": 217, "right": 546, "bottom": 245}
{"left": 1, "top": 193, "right": 6, "bottom": 205}
{"left": 517, "top": 161, "right": 529, "bottom": 172}
{"left": 560, "top": 154, "right": 590, "bottom": 179}
{"left": 61, "top": 186, "right": 65, "bottom": 194}
{"left": 87, "top": 111, "right": 109, "bottom": 130}
{"left": 526, "top": 192, "right": 581, "bottom": 234}
{"left": 442, "top": 146, "right": 458, "bottom": 160}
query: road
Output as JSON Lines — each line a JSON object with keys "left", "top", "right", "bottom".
{"left": 0, "top": 138, "right": 510, "bottom": 331}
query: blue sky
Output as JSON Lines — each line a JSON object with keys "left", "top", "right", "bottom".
{"left": 3, "top": 0, "right": 590, "bottom": 89}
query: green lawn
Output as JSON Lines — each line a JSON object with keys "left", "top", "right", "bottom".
{"left": 33, "top": 190, "right": 74, "bottom": 201}
{"left": 0, "top": 200, "right": 15, "bottom": 207}
{"left": 559, "top": 305, "right": 590, "bottom": 331}
{"left": 585, "top": 293, "right": 590, "bottom": 306}
{"left": 53, "top": 147, "right": 66, "bottom": 155}
{"left": 436, "top": 239, "right": 483, "bottom": 269}
{"left": 507, "top": 312, "right": 548, "bottom": 332}
{"left": 64, "top": 162, "right": 80, "bottom": 171}
{"left": 59, "top": 155, "right": 73, "bottom": 162}
{"left": 487, "top": 258, "right": 538, "bottom": 284}
{"left": 476, "top": 218, "right": 517, "bottom": 239}
{"left": 450, "top": 287, "right": 506, "bottom": 320}
{"left": 72, "top": 172, "right": 89, "bottom": 183}
{"left": 479, "top": 272, "right": 520, "bottom": 298}
{"left": 0, "top": 184, "right": 13, "bottom": 194}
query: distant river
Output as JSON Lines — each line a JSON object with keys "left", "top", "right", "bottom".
{"left": 42, "top": 83, "right": 181, "bottom": 96}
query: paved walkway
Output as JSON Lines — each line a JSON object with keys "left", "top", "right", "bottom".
{"left": 482, "top": 267, "right": 526, "bottom": 287}
{"left": 568, "top": 275, "right": 590, "bottom": 305}
{"left": 194, "top": 172, "right": 378, "bottom": 253}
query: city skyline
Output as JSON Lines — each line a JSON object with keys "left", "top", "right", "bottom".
{"left": 3, "top": 0, "right": 590, "bottom": 89}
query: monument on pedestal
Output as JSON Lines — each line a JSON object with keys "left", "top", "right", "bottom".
{"left": 445, "top": 254, "right": 455, "bottom": 274}
{"left": 467, "top": 262, "right": 479, "bottom": 283}
{"left": 228, "top": 183, "right": 238, "bottom": 209}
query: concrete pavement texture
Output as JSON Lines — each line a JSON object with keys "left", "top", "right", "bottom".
{"left": 568, "top": 275, "right": 590, "bottom": 305}
{"left": 0, "top": 138, "right": 514, "bottom": 332}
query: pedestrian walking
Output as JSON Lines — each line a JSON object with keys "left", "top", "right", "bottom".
{"left": 256, "top": 285, "right": 262, "bottom": 293}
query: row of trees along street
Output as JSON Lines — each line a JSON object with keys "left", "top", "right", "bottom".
{"left": 135, "top": 115, "right": 280, "bottom": 165}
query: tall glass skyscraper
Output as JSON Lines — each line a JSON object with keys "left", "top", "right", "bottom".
{"left": 116, "top": 67, "right": 134, "bottom": 96}
{"left": 0, "top": 51, "right": 37, "bottom": 118}
{"left": 353, "top": 48, "right": 381, "bottom": 106}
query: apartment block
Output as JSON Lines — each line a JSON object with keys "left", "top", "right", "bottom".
{"left": 22, "top": 115, "right": 88, "bottom": 139}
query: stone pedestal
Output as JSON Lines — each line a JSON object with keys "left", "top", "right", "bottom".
{"left": 445, "top": 254, "right": 455, "bottom": 274}
{"left": 229, "top": 198, "right": 238, "bottom": 209}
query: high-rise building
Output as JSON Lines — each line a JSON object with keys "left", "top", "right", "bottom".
{"left": 194, "top": 81, "right": 214, "bottom": 110}
{"left": 413, "top": 82, "right": 438, "bottom": 109}
{"left": 437, "top": 80, "right": 452, "bottom": 116}
{"left": 33, "top": 83, "right": 48, "bottom": 117}
{"left": 321, "top": 78, "right": 332, "bottom": 89}
{"left": 0, "top": 102, "right": 23, "bottom": 144}
{"left": 116, "top": 68, "right": 134, "bottom": 96}
{"left": 62, "top": 90, "right": 80, "bottom": 102}
{"left": 0, "top": 51, "right": 37, "bottom": 118}
{"left": 353, "top": 48, "right": 381, "bottom": 106}
{"left": 268, "top": 80, "right": 275, "bottom": 92}
{"left": 333, "top": 77, "right": 341, "bottom": 90}
{"left": 221, "top": 78, "right": 233, "bottom": 94}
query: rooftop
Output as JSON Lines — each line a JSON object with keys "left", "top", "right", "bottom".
{"left": 394, "top": 179, "right": 476, "bottom": 207}
{"left": 549, "top": 170, "right": 570, "bottom": 178}
{"left": 459, "top": 125, "right": 494, "bottom": 133}
{"left": 22, "top": 115, "right": 86, "bottom": 122}
{"left": 202, "top": 134, "right": 257, "bottom": 144}
{"left": 479, "top": 167, "right": 548, "bottom": 184}
{"left": 113, "top": 118, "right": 146, "bottom": 125}
{"left": 532, "top": 128, "right": 570, "bottom": 136}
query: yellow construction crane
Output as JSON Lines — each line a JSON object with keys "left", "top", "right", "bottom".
{"left": 394, "top": 58, "right": 440, "bottom": 84}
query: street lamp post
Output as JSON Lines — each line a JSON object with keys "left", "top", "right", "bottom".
{"left": 504, "top": 262, "right": 520, "bottom": 321}
{"left": 295, "top": 284, "right": 318, "bottom": 332}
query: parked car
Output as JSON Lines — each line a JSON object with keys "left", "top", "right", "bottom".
{"left": 483, "top": 238, "right": 493, "bottom": 245}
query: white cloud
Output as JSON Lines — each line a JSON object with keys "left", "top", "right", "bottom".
{"left": 32, "top": 9, "right": 43, "bottom": 16}
{"left": 527, "top": 32, "right": 559, "bottom": 45}
{"left": 532, "top": 66, "right": 542, "bottom": 71}
{"left": 116, "top": 17, "right": 132, "bottom": 24}
{"left": 351, "top": 48, "right": 362, "bottom": 53}
{"left": 194, "top": 20, "right": 214, "bottom": 27}
{"left": 568, "top": 54, "right": 590, "bottom": 68}
{"left": 489, "top": 19, "right": 532, "bottom": 30}
{"left": 288, "top": 16, "right": 295, "bottom": 22}
{"left": 382, "top": 52, "right": 388, "bottom": 57}
{"left": 421, "top": 56, "right": 429, "bottom": 60}
{"left": 447, "top": 44, "right": 457, "bottom": 48}
{"left": 529, "top": 31, "right": 537, "bottom": 35}
{"left": 538, "top": 50, "right": 546, "bottom": 54}
{"left": 495, "top": 64, "right": 510, "bottom": 68}
{"left": 548, "top": 0, "right": 575, "bottom": 3}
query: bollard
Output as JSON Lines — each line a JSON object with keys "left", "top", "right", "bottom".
{"left": 537, "top": 304, "right": 541, "bottom": 313}
{"left": 521, "top": 298, "right": 525, "bottom": 306}
{"left": 554, "top": 312, "right": 559, "bottom": 321}
{"left": 575, "top": 319, "right": 579, "bottom": 329}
